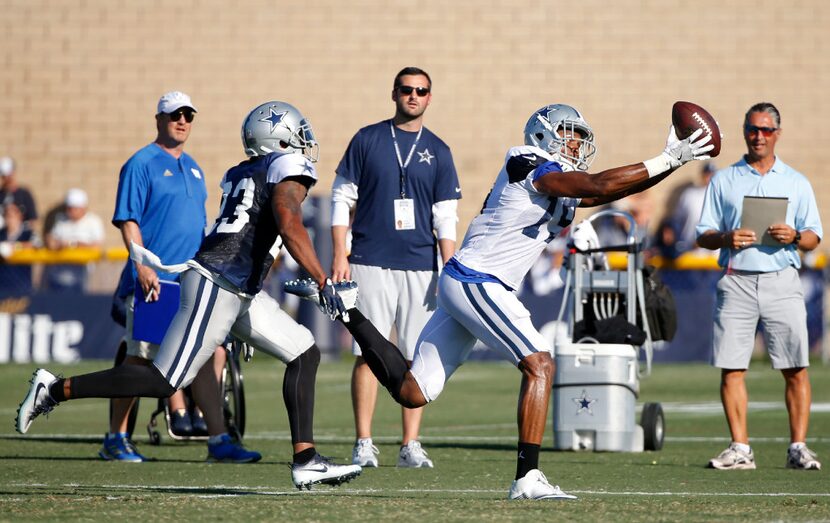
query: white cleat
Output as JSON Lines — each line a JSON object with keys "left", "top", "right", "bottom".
{"left": 508, "top": 469, "right": 577, "bottom": 500}
{"left": 15, "top": 369, "right": 59, "bottom": 434}
{"left": 397, "top": 440, "right": 434, "bottom": 468}
{"left": 283, "top": 279, "right": 359, "bottom": 310}
{"left": 352, "top": 438, "right": 380, "bottom": 467}
{"left": 291, "top": 453, "right": 362, "bottom": 490}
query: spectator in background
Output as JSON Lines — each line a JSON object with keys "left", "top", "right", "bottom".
{"left": 0, "top": 201, "right": 38, "bottom": 296}
{"left": 42, "top": 188, "right": 105, "bottom": 292}
{"left": 698, "top": 102, "right": 822, "bottom": 471}
{"left": 593, "top": 192, "right": 654, "bottom": 255}
{"left": 656, "top": 161, "right": 717, "bottom": 259}
{"left": 0, "top": 156, "right": 38, "bottom": 232}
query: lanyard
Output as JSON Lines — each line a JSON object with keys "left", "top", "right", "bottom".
{"left": 390, "top": 121, "right": 423, "bottom": 199}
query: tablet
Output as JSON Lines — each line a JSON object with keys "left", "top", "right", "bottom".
{"left": 740, "top": 196, "right": 788, "bottom": 246}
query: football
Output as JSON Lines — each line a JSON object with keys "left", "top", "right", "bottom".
{"left": 671, "top": 101, "right": 721, "bottom": 157}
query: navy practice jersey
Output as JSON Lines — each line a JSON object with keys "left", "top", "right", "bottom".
{"left": 195, "top": 152, "right": 318, "bottom": 295}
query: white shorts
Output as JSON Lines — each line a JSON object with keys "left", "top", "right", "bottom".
{"left": 124, "top": 294, "right": 159, "bottom": 360}
{"left": 410, "top": 274, "right": 550, "bottom": 402}
{"left": 153, "top": 269, "right": 315, "bottom": 389}
{"left": 713, "top": 266, "right": 809, "bottom": 370}
{"left": 350, "top": 263, "right": 438, "bottom": 360}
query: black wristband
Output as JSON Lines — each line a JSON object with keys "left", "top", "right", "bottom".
{"left": 792, "top": 231, "right": 801, "bottom": 245}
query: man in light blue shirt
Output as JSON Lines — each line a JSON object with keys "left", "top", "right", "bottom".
{"left": 697, "top": 102, "right": 822, "bottom": 471}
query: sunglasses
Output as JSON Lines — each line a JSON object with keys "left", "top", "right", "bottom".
{"left": 167, "top": 108, "right": 195, "bottom": 123}
{"left": 396, "top": 85, "right": 430, "bottom": 97}
{"left": 744, "top": 124, "right": 777, "bottom": 137}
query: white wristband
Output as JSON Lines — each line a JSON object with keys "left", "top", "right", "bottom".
{"left": 643, "top": 153, "right": 675, "bottom": 178}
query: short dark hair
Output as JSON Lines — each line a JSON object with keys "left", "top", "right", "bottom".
{"left": 394, "top": 67, "right": 432, "bottom": 89}
{"left": 744, "top": 102, "right": 781, "bottom": 128}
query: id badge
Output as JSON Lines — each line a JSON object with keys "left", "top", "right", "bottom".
{"left": 394, "top": 198, "right": 416, "bottom": 230}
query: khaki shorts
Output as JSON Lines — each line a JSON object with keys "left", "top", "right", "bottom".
{"left": 712, "top": 266, "right": 809, "bottom": 370}
{"left": 350, "top": 264, "right": 438, "bottom": 360}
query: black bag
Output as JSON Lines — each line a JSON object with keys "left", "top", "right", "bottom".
{"left": 573, "top": 315, "right": 647, "bottom": 345}
{"left": 640, "top": 266, "right": 677, "bottom": 341}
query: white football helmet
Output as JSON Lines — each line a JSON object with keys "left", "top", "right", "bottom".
{"left": 241, "top": 101, "right": 319, "bottom": 162}
{"left": 523, "top": 104, "right": 596, "bottom": 171}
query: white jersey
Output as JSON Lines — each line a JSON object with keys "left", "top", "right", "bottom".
{"left": 453, "top": 145, "right": 580, "bottom": 290}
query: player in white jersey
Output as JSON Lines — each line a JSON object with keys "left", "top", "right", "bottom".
{"left": 290, "top": 103, "right": 714, "bottom": 500}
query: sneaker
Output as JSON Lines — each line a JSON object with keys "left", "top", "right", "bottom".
{"left": 170, "top": 410, "right": 194, "bottom": 437}
{"left": 291, "top": 453, "right": 362, "bottom": 490}
{"left": 206, "top": 434, "right": 262, "bottom": 463}
{"left": 99, "top": 433, "right": 147, "bottom": 462}
{"left": 352, "top": 438, "right": 380, "bottom": 467}
{"left": 397, "top": 440, "right": 434, "bottom": 468}
{"left": 708, "top": 443, "right": 756, "bottom": 470}
{"left": 15, "top": 369, "right": 59, "bottom": 434}
{"left": 508, "top": 469, "right": 577, "bottom": 500}
{"left": 283, "top": 279, "right": 359, "bottom": 311}
{"left": 786, "top": 446, "right": 821, "bottom": 470}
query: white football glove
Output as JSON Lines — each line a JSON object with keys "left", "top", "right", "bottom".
{"left": 643, "top": 125, "right": 714, "bottom": 177}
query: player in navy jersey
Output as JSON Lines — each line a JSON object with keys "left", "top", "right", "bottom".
{"left": 332, "top": 67, "right": 460, "bottom": 468}
{"left": 299, "top": 103, "right": 714, "bottom": 499}
{"left": 16, "top": 100, "right": 361, "bottom": 490}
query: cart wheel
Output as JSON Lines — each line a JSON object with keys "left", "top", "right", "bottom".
{"left": 147, "top": 427, "right": 162, "bottom": 446}
{"left": 641, "top": 402, "right": 665, "bottom": 451}
{"left": 222, "top": 346, "right": 246, "bottom": 440}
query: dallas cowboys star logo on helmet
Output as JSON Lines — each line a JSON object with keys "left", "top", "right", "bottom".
{"left": 260, "top": 108, "right": 288, "bottom": 133}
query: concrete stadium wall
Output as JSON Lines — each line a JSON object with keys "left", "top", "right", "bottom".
{"left": 2, "top": 0, "right": 828, "bottom": 247}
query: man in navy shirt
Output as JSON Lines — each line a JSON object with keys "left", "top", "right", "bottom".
{"left": 331, "top": 67, "right": 461, "bottom": 468}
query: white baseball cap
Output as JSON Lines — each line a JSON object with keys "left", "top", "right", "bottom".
{"left": 157, "top": 91, "right": 198, "bottom": 115}
{"left": 65, "top": 188, "right": 88, "bottom": 208}
{"left": 0, "top": 156, "right": 15, "bottom": 177}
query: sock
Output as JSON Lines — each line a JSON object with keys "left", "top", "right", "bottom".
{"left": 733, "top": 442, "right": 751, "bottom": 454}
{"left": 515, "top": 442, "right": 540, "bottom": 480}
{"left": 208, "top": 433, "right": 228, "bottom": 445}
{"left": 70, "top": 364, "right": 176, "bottom": 399}
{"left": 293, "top": 447, "right": 317, "bottom": 465}
{"left": 49, "top": 379, "right": 67, "bottom": 402}
{"left": 283, "top": 345, "right": 320, "bottom": 445}
{"left": 340, "top": 309, "right": 410, "bottom": 403}
{"left": 789, "top": 442, "right": 806, "bottom": 451}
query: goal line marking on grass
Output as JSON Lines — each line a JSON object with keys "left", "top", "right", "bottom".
{"left": 11, "top": 483, "right": 830, "bottom": 498}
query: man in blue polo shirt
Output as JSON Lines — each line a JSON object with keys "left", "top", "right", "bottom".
{"left": 698, "top": 102, "right": 822, "bottom": 471}
{"left": 331, "top": 67, "right": 461, "bottom": 468}
{"left": 106, "top": 91, "right": 259, "bottom": 463}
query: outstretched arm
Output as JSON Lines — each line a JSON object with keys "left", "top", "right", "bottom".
{"left": 272, "top": 180, "right": 327, "bottom": 288}
{"left": 536, "top": 126, "right": 712, "bottom": 207}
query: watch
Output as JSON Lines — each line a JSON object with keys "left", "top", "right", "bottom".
{"left": 792, "top": 231, "right": 801, "bottom": 245}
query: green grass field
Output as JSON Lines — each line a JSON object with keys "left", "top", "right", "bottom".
{"left": 0, "top": 357, "right": 828, "bottom": 522}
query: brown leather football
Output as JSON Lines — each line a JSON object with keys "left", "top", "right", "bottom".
{"left": 671, "top": 101, "right": 721, "bottom": 157}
